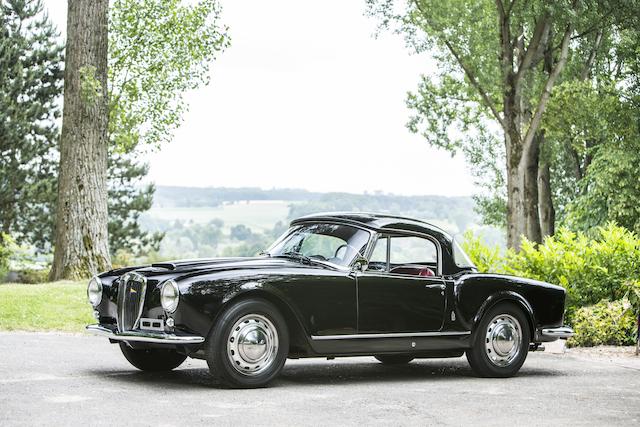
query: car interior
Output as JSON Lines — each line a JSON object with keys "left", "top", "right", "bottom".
{"left": 366, "top": 234, "right": 438, "bottom": 277}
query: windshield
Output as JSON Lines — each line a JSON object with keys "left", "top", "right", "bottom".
{"left": 267, "top": 223, "right": 371, "bottom": 267}
{"left": 452, "top": 236, "right": 477, "bottom": 269}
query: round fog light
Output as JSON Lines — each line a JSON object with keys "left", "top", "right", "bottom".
{"left": 166, "top": 317, "right": 175, "bottom": 328}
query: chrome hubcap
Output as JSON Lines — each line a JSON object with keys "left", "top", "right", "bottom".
{"left": 227, "top": 314, "right": 278, "bottom": 376}
{"left": 485, "top": 314, "right": 521, "bottom": 367}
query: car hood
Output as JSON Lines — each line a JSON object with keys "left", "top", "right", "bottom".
{"left": 106, "top": 256, "right": 337, "bottom": 281}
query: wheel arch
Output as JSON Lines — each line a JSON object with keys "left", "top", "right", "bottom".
{"left": 471, "top": 291, "right": 535, "bottom": 341}
{"left": 211, "top": 288, "right": 312, "bottom": 356}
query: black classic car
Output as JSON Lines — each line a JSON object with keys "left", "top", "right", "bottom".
{"left": 87, "top": 213, "right": 573, "bottom": 387}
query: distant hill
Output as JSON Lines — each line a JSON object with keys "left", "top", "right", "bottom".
{"left": 153, "top": 186, "right": 323, "bottom": 207}
{"left": 153, "top": 186, "right": 480, "bottom": 233}
{"left": 145, "top": 186, "right": 505, "bottom": 258}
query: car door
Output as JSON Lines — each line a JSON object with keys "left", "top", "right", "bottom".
{"left": 356, "top": 233, "right": 446, "bottom": 334}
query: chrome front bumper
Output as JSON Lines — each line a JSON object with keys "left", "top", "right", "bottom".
{"left": 86, "top": 324, "right": 205, "bottom": 345}
{"left": 540, "top": 326, "right": 574, "bottom": 339}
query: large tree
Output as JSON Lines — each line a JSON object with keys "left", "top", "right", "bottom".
{"left": 0, "top": 0, "right": 63, "bottom": 250}
{"left": 368, "top": 0, "right": 640, "bottom": 249}
{"left": 50, "top": 0, "right": 110, "bottom": 280}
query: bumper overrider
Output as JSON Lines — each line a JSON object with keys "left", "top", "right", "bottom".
{"left": 86, "top": 324, "right": 205, "bottom": 345}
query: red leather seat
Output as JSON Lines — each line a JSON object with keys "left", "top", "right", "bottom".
{"left": 390, "top": 266, "right": 435, "bottom": 277}
{"left": 418, "top": 267, "right": 435, "bottom": 277}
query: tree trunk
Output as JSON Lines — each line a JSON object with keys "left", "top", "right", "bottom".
{"left": 50, "top": 0, "right": 111, "bottom": 281}
{"left": 538, "top": 133, "right": 555, "bottom": 238}
{"left": 522, "top": 136, "right": 542, "bottom": 244}
{"left": 505, "top": 127, "right": 521, "bottom": 250}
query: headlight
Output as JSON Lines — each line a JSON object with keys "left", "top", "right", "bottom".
{"left": 160, "top": 279, "right": 180, "bottom": 313}
{"left": 87, "top": 276, "right": 102, "bottom": 307}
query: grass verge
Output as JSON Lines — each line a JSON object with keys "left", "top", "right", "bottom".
{"left": 0, "top": 281, "right": 93, "bottom": 332}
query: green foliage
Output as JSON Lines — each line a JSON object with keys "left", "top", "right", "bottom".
{"left": 543, "top": 77, "right": 640, "bottom": 229}
{"left": 504, "top": 224, "right": 640, "bottom": 317}
{"left": 230, "top": 224, "right": 254, "bottom": 241}
{"left": 102, "top": 0, "right": 230, "bottom": 257}
{"left": 108, "top": 0, "right": 230, "bottom": 151}
{"left": 0, "top": 0, "right": 64, "bottom": 251}
{"left": 11, "top": 268, "right": 49, "bottom": 284}
{"left": 460, "top": 230, "right": 504, "bottom": 273}
{"left": 107, "top": 152, "right": 164, "bottom": 256}
{"left": 367, "top": 0, "right": 640, "bottom": 233}
{"left": 0, "top": 234, "right": 15, "bottom": 275}
{"left": 567, "top": 299, "right": 636, "bottom": 347}
{"left": 79, "top": 65, "right": 103, "bottom": 104}
{"left": 566, "top": 146, "right": 640, "bottom": 235}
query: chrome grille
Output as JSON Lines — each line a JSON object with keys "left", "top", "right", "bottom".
{"left": 117, "top": 272, "right": 147, "bottom": 332}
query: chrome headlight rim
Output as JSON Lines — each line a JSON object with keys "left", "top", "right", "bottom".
{"left": 87, "top": 276, "right": 103, "bottom": 307}
{"left": 160, "top": 279, "right": 180, "bottom": 313}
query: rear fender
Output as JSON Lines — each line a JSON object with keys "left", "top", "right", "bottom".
{"left": 472, "top": 291, "right": 536, "bottom": 340}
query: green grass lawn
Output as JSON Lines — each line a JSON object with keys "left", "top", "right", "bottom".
{"left": 0, "top": 281, "right": 93, "bottom": 332}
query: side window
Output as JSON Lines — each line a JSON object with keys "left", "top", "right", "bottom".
{"left": 389, "top": 236, "right": 438, "bottom": 276}
{"left": 368, "top": 236, "right": 388, "bottom": 271}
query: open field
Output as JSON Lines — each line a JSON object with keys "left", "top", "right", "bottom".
{"left": 146, "top": 200, "right": 292, "bottom": 233}
{"left": 0, "top": 281, "right": 92, "bottom": 332}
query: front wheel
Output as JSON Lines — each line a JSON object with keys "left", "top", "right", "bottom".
{"left": 119, "top": 342, "right": 187, "bottom": 371}
{"left": 466, "top": 303, "right": 530, "bottom": 378}
{"left": 205, "top": 299, "right": 289, "bottom": 388}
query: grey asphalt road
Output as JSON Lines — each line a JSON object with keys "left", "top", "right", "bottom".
{"left": 0, "top": 332, "right": 639, "bottom": 426}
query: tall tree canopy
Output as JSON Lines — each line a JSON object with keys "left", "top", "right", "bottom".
{"left": 367, "top": 0, "right": 640, "bottom": 249}
{"left": 105, "top": 0, "right": 229, "bottom": 257}
{"left": 0, "top": 0, "right": 63, "bottom": 250}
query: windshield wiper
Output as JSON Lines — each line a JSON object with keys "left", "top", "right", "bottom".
{"left": 274, "top": 251, "right": 314, "bottom": 265}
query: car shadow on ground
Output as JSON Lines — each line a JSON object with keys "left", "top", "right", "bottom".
{"left": 86, "top": 357, "right": 562, "bottom": 389}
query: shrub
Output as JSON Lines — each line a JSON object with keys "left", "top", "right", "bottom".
{"left": 14, "top": 268, "right": 51, "bottom": 284}
{"left": 460, "top": 230, "right": 505, "bottom": 273}
{"left": 503, "top": 224, "right": 640, "bottom": 318}
{"left": 567, "top": 299, "right": 637, "bottom": 347}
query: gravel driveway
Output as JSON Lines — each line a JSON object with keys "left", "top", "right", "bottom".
{"left": 0, "top": 332, "right": 639, "bottom": 426}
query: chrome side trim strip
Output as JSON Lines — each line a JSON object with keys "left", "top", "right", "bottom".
{"left": 311, "top": 331, "right": 471, "bottom": 340}
{"left": 541, "top": 326, "right": 574, "bottom": 339}
{"left": 86, "top": 324, "right": 205, "bottom": 344}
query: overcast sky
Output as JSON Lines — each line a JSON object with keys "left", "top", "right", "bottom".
{"left": 43, "top": 0, "right": 476, "bottom": 197}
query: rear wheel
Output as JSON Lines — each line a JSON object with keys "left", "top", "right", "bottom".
{"left": 205, "top": 299, "right": 289, "bottom": 388}
{"left": 374, "top": 354, "right": 415, "bottom": 365}
{"left": 466, "top": 302, "right": 530, "bottom": 378}
{"left": 119, "top": 342, "right": 186, "bottom": 371}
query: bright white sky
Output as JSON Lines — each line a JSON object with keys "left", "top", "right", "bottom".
{"left": 44, "top": 0, "right": 476, "bottom": 197}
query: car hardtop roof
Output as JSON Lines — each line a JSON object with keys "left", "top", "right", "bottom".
{"left": 291, "top": 212, "right": 453, "bottom": 242}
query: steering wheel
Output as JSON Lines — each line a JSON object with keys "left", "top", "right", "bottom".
{"left": 309, "top": 254, "right": 328, "bottom": 261}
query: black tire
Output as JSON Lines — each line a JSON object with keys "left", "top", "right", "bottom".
{"left": 119, "top": 342, "right": 187, "bottom": 372}
{"left": 466, "top": 302, "right": 531, "bottom": 378}
{"left": 205, "top": 299, "right": 289, "bottom": 388}
{"left": 374, "top": 354, "right": 415, "bottom": 365}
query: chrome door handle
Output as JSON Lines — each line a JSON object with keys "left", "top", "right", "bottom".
{"left": 425, "top": 284, "right": 446, "bottom": 290}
